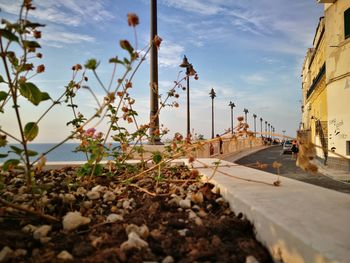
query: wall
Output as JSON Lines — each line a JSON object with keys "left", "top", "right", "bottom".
{"left": 324, "top": 0, "right": 350, "bottom": 159}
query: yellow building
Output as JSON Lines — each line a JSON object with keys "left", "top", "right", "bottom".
{"left": 301, "top": 0, "right": 350, "bottom": 171}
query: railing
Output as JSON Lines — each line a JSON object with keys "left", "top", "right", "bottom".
{"left": 306, "top": 63, "right": 326, "bottom": 99}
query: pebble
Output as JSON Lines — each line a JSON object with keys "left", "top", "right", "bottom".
{"left": 122, "top": 200, "right": 131, "bottom": 209}
{"left": 211, "top": 185, "right": 220, "bottom": 194}
{"left": 33, "top": 225, "right": 52, "bottom": 240}
{"left": 82, "top": 200, "right": 93, "bottom": 209}
{"left": 194, "top": 217, "right": 203, "bottom": 226}
{"left": 87, "top": 191, "right": 100, "bottom": 200}
{"left": 215, "top": 197, "right": 226, "bottom": 205}
{"left": 188, "top": 210, "right": 197, "bottom": 220}
{"left": 62, "top": 211, "right": 91, "bottom": 231}
{"left": 246, "top": 255, "right": 260, "bottom": 263}
{"left": 0, "top": 246, "right": 13, "bottom": 262}
{"left": 14, "top": 249, "right": 27, "bottom": 257}
{"left": 125, "top": 224, "right": 149, "bottom": 239}
{"left": 76, "top": 187, "right": 87, "bottom": 196}
{"left": 103, "top": 191, "right": 116, "bottom": 202}
{"left": 106, "top": 213, "right": 123, "bottom": 223}
{"left": 179, "top": 199, "right": 191, "bottom": 209}
{"left": 91, "top": 185, "right": 106, "bottom": 192}
{"left": 57, "top": 250, "right": 73, "bottom": 260}
{"left": 120, "top": 232, "right": 149, "bottom": 251}
{"left": 162, "top": 255, "right": 175, "bottom": 263}
{"left": 178, "top": 229, "right": 188, "bottom": 236}
{"left": 22, "top": 224, "right": 37, "bottom": 233}
{"left": 190, "top": 192, "right": 204, "bottom": 204}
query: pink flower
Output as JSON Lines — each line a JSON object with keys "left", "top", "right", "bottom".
{"left": 86, "top": 128, "right": 96, "bottom": 137}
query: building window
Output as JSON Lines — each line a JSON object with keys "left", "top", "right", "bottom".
{"left": 345, "top": 8, "right": 350, "bottom": 39}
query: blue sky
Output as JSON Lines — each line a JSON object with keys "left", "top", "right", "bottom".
{"left": 0, "top": 0, "right": 323, "bottom": 142}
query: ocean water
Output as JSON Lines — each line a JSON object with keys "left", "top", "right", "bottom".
{"left": 0, "top": 143, "right": 119, "bottom": 162}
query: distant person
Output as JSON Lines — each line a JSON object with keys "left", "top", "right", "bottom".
{"left": 216, "top": 134, "right": 223, "bottom": 154}
{"left": 291, "top": 140, "right": 299, "bottom": 160}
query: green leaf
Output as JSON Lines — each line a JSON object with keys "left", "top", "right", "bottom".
{"left": 0, "top": 153, "right": 8, "bottom": 158}
{"left": 0, "top": 29, "right": 19, "bottom": 43}
{"left": 24, "top": 122, "right": 39, "bottom": 141}
{"left": 120, "top": 40, "right": 134, "bottom": 56}
{"left": 85, "top": 59, "right": 99, "bottom": 70}
{"left": 2, "top": 159, "right": 20, "bottom": 171}
{"left": 22, "top": 40, "right": 41, "bottom": 49}
{"left": 27, "top": 149, "right": 38, "bottom": 157}
{"left": 0, "top": 91, "right": 7, "bottom": 102}
{"left": 0, "top": 75, "right": 5, "bottom": 83}
{"left": 19, "top": 82, "right": 51, "bottom": 105}
{"left": 10, "top": 145, "right": 23, "bottom": 155}
{"left": 109, "top": 57, "right": 124, "bottom": 64}
{"left": 152, "top": 151, "right": 162, "bottom": 164}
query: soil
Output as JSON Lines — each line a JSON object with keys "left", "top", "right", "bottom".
{"left": 0, "top": 164, "right": 273, "bottom": 263}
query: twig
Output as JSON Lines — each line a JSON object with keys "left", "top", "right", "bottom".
{"left": 0, "top": 197, "right": 60, "bottom": 222}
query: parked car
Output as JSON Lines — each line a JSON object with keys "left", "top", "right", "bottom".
{"left": 282, "top": 140, "right": 293, "bottom": 154}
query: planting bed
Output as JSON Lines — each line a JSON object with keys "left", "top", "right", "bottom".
{"left": 0, "top": 165, "right": 272, "bottom": 262}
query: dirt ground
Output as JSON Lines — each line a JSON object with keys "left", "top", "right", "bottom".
{"left": 0, "top": 164, "right": 273, "bottom": 263}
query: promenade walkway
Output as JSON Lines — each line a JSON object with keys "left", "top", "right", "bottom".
{"left": 184, "top": 157, "right": 350, "bottom": 263}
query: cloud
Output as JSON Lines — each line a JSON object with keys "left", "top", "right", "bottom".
{"left": 0, "top": 0, "right": 114, "bottom": 27}
{"left": 241, "top": 73, "right": 268, "bottom": 86}
{"left": 161, "top": 0, "right": 224, "bottom": 15}
{"left": 41, "top": 26, "right": 95, "bottom": 47}
{"left": 158, "top": 41, "right": 185, "bottom": 68}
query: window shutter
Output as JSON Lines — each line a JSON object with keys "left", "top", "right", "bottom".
{"left": 345, "top": 8, "right": 350, "bottom": 39}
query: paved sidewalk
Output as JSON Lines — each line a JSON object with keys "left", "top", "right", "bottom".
{"left": 313, "top": 159, "right": 350, "bottom": 183}
{"left": 186, "top": 158, "right": 350, "bottom": 263}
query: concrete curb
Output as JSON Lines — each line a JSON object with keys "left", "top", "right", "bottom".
{"left": 186, "top": 158, "right": 350, "bottom": 263}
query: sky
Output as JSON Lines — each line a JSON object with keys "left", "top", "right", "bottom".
{"left": 0, "top": 0, "right": 324, "bottom": 143}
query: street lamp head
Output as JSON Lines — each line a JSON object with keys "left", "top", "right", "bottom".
{"left": 253, "top": 114, "right": 257, "bottom": 118}
{"left": 209, "top": 88, "right": 216, "bottom": 99}
{"left": 179, "top": 55, "right": 190, "bottom": 68}
{"left": 187, "top": 64, "right": 197, "bottom": 76}
{"left": 260, "top": 117, "right": 263, "bottom": 121}
{"left": 265, "top": 121, "right": 267, "bottom": 124}
{"left": 243, "top": 108, "right": 249, "bottom": 114}
{"left": 228, "top": 101, "right": 235, "bottom": 108}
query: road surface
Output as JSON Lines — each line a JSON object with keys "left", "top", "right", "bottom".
{"left": 226, "top": 145, "right": 350, "bottom": 194}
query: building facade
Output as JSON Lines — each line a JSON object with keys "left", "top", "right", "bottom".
{"left": 301, "top": 0, "right": 350, "bottom": 170}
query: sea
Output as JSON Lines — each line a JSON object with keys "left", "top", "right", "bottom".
{"left": 0, "top": 143, "right": 120, "bottom": 162}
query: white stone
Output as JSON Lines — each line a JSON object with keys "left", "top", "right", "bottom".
{"left": 125, "top": 224, "right": 149, "bottom": 239}
{"left": 178, "top": 229, "right": 188, "bottom": 236}
{"left": 14, "top": 249, "right": 27, "bottom": 257}
{"left": 188, "top": 210, "right": 197, "bottom": 220}
{"left": 57, "top": 250, "right": 73, "bottom": 260}
{"left": 33, "top": 225, "right": 52, "bottom": 240}
{"left": 60, "top": 193, "right": 76, "bottom": 203}
{"left": 76, "top": 187, "right": 87, "bottom": 196}
{"left": 87, "top": 190, "right": 100, "bottom": 200}
{"left": 122, "top": 200, "right": 131, "bottom": 209}
{"left": 245, "top": 255, "right": 260, "bottom": 263}
{"left": 103, "top": 191, "right": 116, "bottom": 202}
{"left": 215, "top": 197, "right": 226, "bottom": 205}
{"left": 120, "top": 232, "right": 148, "bottom": 251}
{"left": 82, "top": 200, "right": 93, "bottom": 209}
{"left": 179, "top": 199, "right": 191, "bottom": 209}
{"left": 91, "top": 185, "right": 106, "bottom": 192}
{"left": 194, "top": 217, "right": 203, "bottom": 226}
{"left": 162, "top": 255, "right": 175, "bottom": 263}
{"left": 62, "top": 211, "right": 91, "bottom": 231}
{"left": 106, "top": 213, "right": 123, "bottom": 223}
{"left": 0, "top": 246, "right": 13, "bottom": 262}
{"left": 22, "top": 224, "right": 37, "bottom": 233}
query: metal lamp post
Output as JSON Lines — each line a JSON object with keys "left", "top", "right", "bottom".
{"left": 243, "top": 108, "right": 249, "bottom": 123}
{"left": 265, "top": 121, "right": 267, "bottom": 136}
{"left": 229, "top": 101, "right": 235, "bottom": 134}
{"left": 282, "top": 130, "right": 286, "bottom": 142}
{"left": 149, "top": 0, "right": 161, "bottom": 144}
{"left": 253, "top": 114, "right": 257, "bottom": 136}
{"left": 260, "top": 117, "right": 263, "bottom": 137}
{"left": 268, "top": 123, "right": 271, "bottom": 139}
{"left": 209, "top": 88, "right": 216, "bottom": 139}
{"left": 179, "top": 55, "right": 196, "bottom": 140}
